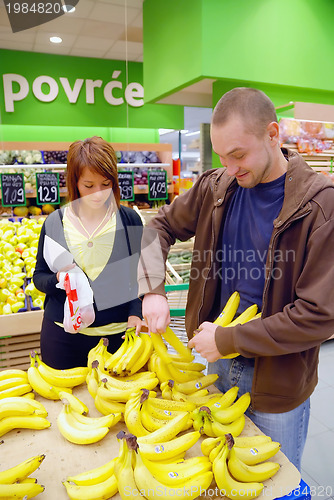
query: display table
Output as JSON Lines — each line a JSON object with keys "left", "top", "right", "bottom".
{"left": 0, "top": 383, "right": 307, "bottom": 500}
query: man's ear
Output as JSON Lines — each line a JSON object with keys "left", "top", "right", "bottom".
{"left": 267, "top": 121, "right": 280, "bottom": 146}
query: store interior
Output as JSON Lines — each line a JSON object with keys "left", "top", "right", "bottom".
{"left": 1, "top": 0, "right": 334, "bottom": 498}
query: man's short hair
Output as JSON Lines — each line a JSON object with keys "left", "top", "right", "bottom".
{"left": 212, "top": 87, "right": 278, "bottom": 137}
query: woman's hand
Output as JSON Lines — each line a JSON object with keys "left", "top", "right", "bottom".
{"left": 127, "top": 315, "right": 142, "bottom": 335}
{"left": 56, "top": 263, "right": 76, "bottom": 282}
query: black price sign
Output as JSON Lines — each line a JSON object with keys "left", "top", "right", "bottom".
{"left": 148, "top": 170, "right": 168, "bottom": 201}
{"left": 118, "top": 171, "right": 135, "bottom": 201}
{"left": 0, "top": 173, "right": 26, "bottom": 207}
{"left": 36, "top": 172, "right": 60, "bottom": 205}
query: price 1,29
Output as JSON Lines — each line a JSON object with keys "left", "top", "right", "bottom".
{"left": 36, "top": 172, "right": 60, "bottom": 205}
{"left": 0, "top": 173, "right": 26, "bottom": 207}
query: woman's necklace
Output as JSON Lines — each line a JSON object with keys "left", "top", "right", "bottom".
{"left": 76, "top": 206, "right": 111, "bottom": 248}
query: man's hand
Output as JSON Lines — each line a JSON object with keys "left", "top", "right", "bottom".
{"left": 142, "top": 294, "right": 170, "bottom": 334}
{"left": 188, "top": 321, "right": 221, "bottom": 362}
{"left": 127, "top": 316, "right": 142, "bottom": 335}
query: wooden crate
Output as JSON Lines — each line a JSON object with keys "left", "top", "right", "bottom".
{"left": 0, "top": 332, "right": 41, "bottom": 369}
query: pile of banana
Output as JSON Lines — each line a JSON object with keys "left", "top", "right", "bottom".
{"left": 27, "top": 351, "right": 88, "bottom": 400}
{"left": 202, "top": 433, "right": 281, "bottom": 500}
{"left": 0, "top": 369, "right": 50, "bottom": 438}
{"left": 0, "top": 454, "right": 46, "bottom": 499}
{"left": 56, "top": 397, "right": 122, "bottom": 445}
{"left": 192, "top": 390, "right": 251, "bottom": 437}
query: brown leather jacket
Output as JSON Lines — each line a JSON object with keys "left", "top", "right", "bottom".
{"left": 138, "top": 149, "right": 334, "bottom": 412}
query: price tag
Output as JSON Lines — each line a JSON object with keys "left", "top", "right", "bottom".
{"left": 36, "top": 172, "right": 60, "bottom": 205}
{"left": 148, "top": 170, "right": 168, "bottom": 201}
{"left": 0, "top": 173, "right": 26, "bottom": 207}
{"left": 118, "top": 171, "right": 135, "bottom": 201}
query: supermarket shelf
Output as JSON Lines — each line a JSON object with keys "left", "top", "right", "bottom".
{"left": 0, "top": 163, "right": 171, "bottom": 169}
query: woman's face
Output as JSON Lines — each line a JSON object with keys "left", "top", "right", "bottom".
{"left": 77, "top": 167, "right": 112, "bottom": 210}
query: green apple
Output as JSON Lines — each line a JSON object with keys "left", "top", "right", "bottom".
{"left": 10, "top": 277, "right": 25, "bottom": 289}
{"left": 0, "top": 288, "right": 11, "bottom": 302}
{"left": 3, "top": 271, "right": 12, "bottom": 281}
{"left": 2, "top": 229, "right": 15, "bottom": 240}
{"left": 16, "top": 291, "right": 26, "bottom": 301}
{"left": 29, "top": 247, "right": 38, "bottom": 257}
{"left": 29, "top": 240, "right": 39, "bottom": 250}
{"left": 2, "top": 242, "right": 14, "bottom": 253}
{"left": 0, "top": 278, "right": 7, "bottom": 289}
{"left": 15, "top": 243, "right": 27, "bottom": 255}
{"left": 21, "top": 249, "right": 30, "bottom": 259}
{"left": 5, "top": 250, "right": 16, "bottom": 262}
{"left": 11, "top": 301, "right": 25, "bottom": 313}
{"left": 32, "top": 297, "right": 44, "bottom": 309}
{"left": 26, "top": 268, "right": 35, "bottom": 278}
{"left": 17, "top": 234, "right": 30, "bottom": 244}
{"left": 13, "top": 258, "right": 25, "bottom": 269}
{"left": 25, "top": 282, "right": 37, "bottom": 296}
{"left": 2, "top": 303, "right": 12, "bottom": 314}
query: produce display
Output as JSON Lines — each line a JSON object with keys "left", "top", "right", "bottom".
{"left": 0, "top": 295, "right": 290, "bottom": 499}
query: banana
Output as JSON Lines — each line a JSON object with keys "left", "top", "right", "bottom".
{"left": 228, "top": 447, "right": 280, "bottom": 482}
{"left": 13, "top": 397, "right": 48, "bottom": 415}
{"left": 162, "top": 326, "right": 194, "bottom": 362}
{"left": 27, "top": 355, "right": 72, "bottom": 400}
{"left": 109, "top": 331, "right": 133, "bottom": 375}
{"left": 142, "top": 400, "right": 190, "bottom": 421}
{"left": 96, "top": 367, "right": 157, "bottom": 392}
{"left": 114, "top": 435, "right": 141, "bottom": 500}
{"left": 141, "top": 455, "right": 212, "bottom": 486}
{"left": 120, "top": 370, "right": 156, "bottom": 382}
{"left": 97, "top": 377, "right": 158, "bottom": 402}
{"left": 87, "top": 337, "right": 112, "bottom": 370}
{"left": 213, "top": 290, "right": 240, "bottom": 327}
{"left": 124, "top": 393, "right": 150, "bottom": 437}
{"left": 172, "top": 360, "right": 206, "bottom": 372}
{"left": 68, "top": 406, "right": 121, "bottom": 429}
{"left": 120, "top": 330, "right": 144, "bottom": 374}
{"left": 54, "top": 390, "right": 89, "bottom": 415}
{"left": 209, "top": 438, "right": 225, "bottom": 462}
{"left": 63, "top": 474, "right": 118, "bottom": 500}
{"left": 213, "top": 444, "right": 264, "bottom": 500}
{"left": 35, "top": 353, "right": 88, "bottom": 388}
{"left": 147, "top": 396, "right": 196, "bottom": 412}
{"left": 94, "top": 394, "right": 125, "bottom": 417}
{"left": 211, "top": 392, "right": 251, "bottom": 424}
{"left": 153, "top": 352, "right": 174, "bottom": 384}
{"left": 0, "top": 398, "right": 41, "bottom": 420}
{"left": 66, "top": 458, "right": 117, "bottom": 486}
{"left": 104, "top": 337, "right": 128, "bottom": 373}
{"left": 207, "top": 385, "right": 239, "bottom": 411}
{"left": 0, "top": 481, "right": 45, "bottom": 498}
{"left": 0, "top": 383, "right": 32, "bottom": 399}
{"left": 125, "top": 333, "right": 153, "bottom": 376}
{"left": 134, "top": 447, "right": 212, "bottom": 500}
{"left": 86, "top": 368, "right": 99, "bottom": 398}
{"left": 201, "top": 436, "right": 223, "bottom": 456}
{"left": 211, "top": 413, "right": 246, "bottom": 437}
{"left": 0, "top": 376, "right": 29, "bottom": 392}
{"left": 166, "top": 361, "right": 203, "bottom": 383}
{"left": 0, "top": 368, "right": 29, "bottom": 382}
{"left": 202, "top": 411, "right": 215, "bottom": 437}
{"left": 221, "top": 305, "right": 259, "bottom": 359}
{"left": 233, "top": 440, "right": 281, "bottom": 465}
{"left": 139, "top": 433, "right": 198, "bottom": 461}
{"left": 0, "top": 454, "right": 45, "bottom": 484}
{"left": 57, "top": 403, "right": 110, "bottom": 445}
{"left": 137, "top": 412, "right": 190, "bottom": 444}
{"left": 172, "top": 373, "right": 219, "bottom": 395}
{"left": 233, "top": 435, "right": 272, "bottom": 447}
{"left": 140, "top": 404, "right": 192, "bottom": 433}
{"left": 22, "top": 391, "right": 36, "bottom": 399}
{"left": 0, "top": 415, "right": 50, "bottom": 438}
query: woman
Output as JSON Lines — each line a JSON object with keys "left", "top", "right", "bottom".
{"left": 34, "top": 136, "right": 143, "bottom": 369}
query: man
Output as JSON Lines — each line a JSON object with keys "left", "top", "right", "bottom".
{"left": 138, "top": 87, "right": 334, "bottom": 470}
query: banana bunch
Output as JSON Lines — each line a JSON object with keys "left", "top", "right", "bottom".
{"left": 0, "top": 454, "right": 45, "bottom": 498}
{"left": 149, "top": 326, "right": 210, "bottom": 384}
{"left": 115, "top": 431, "right": 213, "bottom": 500}
{"left": 0, "top": 396, "right": 50, "bottom": 438}
{"left": 124, "top": 389, "right": 193, "bottom": 437}
{"left": 56, "top": 398, "right": 121, "bottom": 445}
{"left": 211, "top": 433, "right": 281, "bottom": 500}
{"left": 103, "top": 329, "right": 153, "bottom": 376}
{"left": 0, "top": 368, "right": 33, "bottom": 399}
{"left": 34, "top": 353, "right": 88, "bottom": 388}
{"left": 27, "top": 352, "right": 74, "bottom": 400}
{"left": 213, "top": 291, "right": 261, "bottom": 359}
{"left": 161, "top": 378, "right": 223, "bottom": 407}
{"left": 87, "top": 337, "right": 113, "bottom": 370}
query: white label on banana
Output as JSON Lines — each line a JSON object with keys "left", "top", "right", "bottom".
{"left": 155, "top": 445, "right": 165, "bottom": 453}
{"left": 164, "top": 410, "right": 172, "bottom": 416}
{"left": 250, "top": 448, "right": 259, "bottom": 455}
{"left": 213, "top": 403, "right": 221, "bottom": 408}
{"left": 195, "top": 382, "right": 203, "bottom": 389}
{"left": 168, "top": 472, "right": 179, "bottom": 478}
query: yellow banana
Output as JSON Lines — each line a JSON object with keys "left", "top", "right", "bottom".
{"left": 137, "top": 430, "right": 201, "bottom": 462}
{"left": 63, "top": 474, "right": 118, "bottom": 500}
{"left": 172, "top": 387, "right": 222, "bottom": 406}
{"left": 109, "top": 331, "right": 133, "bottom": 375}
{"left": 141, "top": 455, "right": 212, "bottom": 487}
{"left": 0, "top": 376, "right": 29, "bottom": 392}
{"left": 142, "top": 400, "right": 190, "bottom": 421}
{"left": 120, "top": 370, "right": 156, "bottom": 382}
{"left": 172, "top": 360, "right": 206, "bottom": 372}
{"left": 22, "top": 391, "right": 36, "bottom": 399}
{"left": 0, "top": 398, "right": 38, "bottom": 420}
{"left": 167, "top": 363, "right": 205, "bottom": 383}
{"left": 147, "top": 395, "right": 196, "bottom": 412}
{"left": 137, "top": 412, "right": 190, "bottom": 444}
{"left": 14, "top": 397, "right": 48, "bottom": 415}
{"left": 104, "top": 337, "right": 128, "bottom": 372}
{"left": 233, "top": 434, "right": 272, "bottom": 447}
{"left": 35, "top": 353, "right": 88, "bottom": 388}
{"left": 54, "top": 390, "right": 89, "bottom": 415}
{"left": 211, "top": 413, "right": 246, "bottom": 437}
{"left": 0, "top": 415, "right": 50, "bottom": 438}
{"left": 154, "top": 353, "right": 174, "bottom": 384}
{"left": 57, "top": 403, "right": 109, "bottom": 445}
{"left": 233, "top": 440, "right": 281, "bottom": 465}
{"left": 140, "top": 404, "right": 192, "bottom": 433}
{"left": 0, "top": 368, "right": 29, "bottom": 382}
{"left": 124, "top": 393, "right": 150, "bottom": 437}
{"left": 27, "top": 355, "right": 72, "bottom": 400}
{"left": 96, "top": 367, "right": 158, "bottom": 393}
{"left": 0, "top": 383, "right": 32, "bottom": 399}
{"left": 209, "top": 438, "right": 225, "bottom": 462}
{"left": 114, "top": 436, "right": 141, "bottom": 500}
{"left": 68, "top": 406, "right": 122, "bottom": 429}
{"left": 211, "top": 392, "right": 251, "bottom": 424}
{"left": 66, "top": 457, "right": 117, "bottom": 486}
{"left": 86, "top": 368, "right": 99, "bottom": 398}
{"left": 228, "top": 447, "right": 280, "bottom": 482}
{"left": 213, "top": 291, "right": 240, "bottom": 327}
{"left": 0, "top": 481, "right": 45, "bottom": 498}
{"left": 120, "top": 329, "right": 144, "bottom": 374}
{"left": 87, "top": 337, "right": 112, "bottom": 370}
{"left": 201, "top": 436, "right": 223, "bottom": 456}
{"left": 221, "top": 305, "right": 259, "bottom": 359}
{"left": 162, "top": 326, "right": 194, "bottom": 362}
{"left": 0, "top": 454, "right": 45, "bottom": 484}
{"left": 206, "top": 385, "right": 239, "bottom": 410}
{"left": 94, "top": 394, "right": 125, "bottom": 417}
{"left": 125, "top": 333, "right": 153, "bottom": 376}
{"left": 172, "top": 373, "right": 219, "bottom": 395}
{"left": 213, "top": 444, "right": 264, "bottom": 500}
{"left": 134, "top": 448, "right": 212, "bottom": 500}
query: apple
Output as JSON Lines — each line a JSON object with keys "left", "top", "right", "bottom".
{"left": 13, "top": 258, "right": 25, "bottom": 269}
{"left": 25, "top": 282, "right": 37, "bottom": 296}
{"left": 26, "top": 268, "right": 35, "bottom": 278}
{"left": 10, "top": 277, "right": 25, "bottom": 289}
{"left": 21, "top": 249, "right": 30, "bottom": 260}
{"left": 0, "top": 278, "right": 7, "bottom": 289}
{"left": 29, "top": 247, "right": 38, "bottom": 257}
{"left": 3, "top": 271, "right": 12, "bottom": 281}
{"left": 32, "top": 297, "right": 44, "bottom": 309}
{"left": 15, "top": 243, "right": 27, "bottom": 255}
{"left": 2, "top": 303, "right": 12, "bottom": 314}
{"left": 11, "top": 301, "right": 25, "bottom": 313}
{"left": 17, "top": 234, "right": 30, "bottom": 244}
{"left": 15, "top": 289, "right": 25, "bottom": 298}
{"left": 6, "top": 294, "right": 17, "bottom": 306}
{"left": 11, "top": 266, "right": 23, "bottom": 275}
{"left": 2, "top": 242, "right": 14, "bottom": 253}
{"left": 0, "top": 288, "right": 11, "bottom": 302}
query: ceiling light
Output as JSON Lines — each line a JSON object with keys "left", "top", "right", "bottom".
{"left": 180, "top": 130, "right": 189, "bottom": 134}
{"left": 62, "top": 5, "right": 76, "bottom": 13}
{"left": 159, "top": 129, "right": 174, "bottom": 135}
{"left": 185, "top": 130, "right": 200, "bottom": 137}
{"left": 50, "top": 36, "right": 62, "bottom": 44}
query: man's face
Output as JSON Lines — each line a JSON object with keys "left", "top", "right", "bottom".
{"left": 211, "top": 116, "right": 278, "bottom": 188}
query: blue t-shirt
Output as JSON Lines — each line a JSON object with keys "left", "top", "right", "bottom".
{"left": 219, "top": 174, "right": 286, "bottom": 315}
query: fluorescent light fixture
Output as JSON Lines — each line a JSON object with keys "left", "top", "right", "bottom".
{"left": 50, "top": 36, "right": 62, "bottom": 43}
{"left": 62, "top": 4, "right": 76, "bottom": 12}
{"left": 159, "top": 129, "right": 174, "bottom": 135}
{"left": 180, "top": 129, "right": 189, "bottom": 134}
{"left": 185, "top": 130, "right": 200, "bottom": 137}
